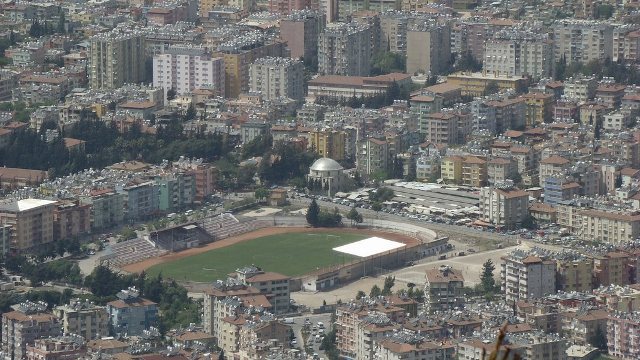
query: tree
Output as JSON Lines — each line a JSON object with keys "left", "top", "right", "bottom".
{"left": 506, "top": 170, "right": 522, "bottom": 185}
{"left": 589, "top": 326, "right": 608, "bottom": 350}
{"left": 166, "top": 88, "right": 177, "bottom": 101}
{"left": 355, "top": 290, "right": 366, "bottom": 300}
{"left": 371, "top": 202, "right": 382, "bottom": 214}
{"left": 306, "top": 199, "right": 320, "bottom": 227}
{"left": 480, "top": 259, "right": 497, "bottom": 294}
{"left": 521, "top": 215, "right": 537, "bottom": 230}
{"left": 56, "top": 13, "right": 66, "bottom": 34}
{"left": 184, "top": 103, "right": 196, "bottom": 121}
{"left": 555, "top": 55, "right": 567, "bottom": 81}
{"left": 254, "top": 187, "right": 269, "bottom": 202}
{"left": 346, "top": 207, "right": 363, "bottom": 225}
{"left": 369, "top": 284, "right": 381, "bottom": 298}
{"left": 370, "top": 187, "right": 395, "bottom": 202}
{"left": 382, "top": 276, "right": 395, "bottom": 296}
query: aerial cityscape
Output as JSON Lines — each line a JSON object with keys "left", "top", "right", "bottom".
{"left": 0, "top": 0, "right": 638, "bottom": 359}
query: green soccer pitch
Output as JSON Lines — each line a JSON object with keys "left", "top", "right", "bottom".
{"left": 146, "top": 231, "right": 367, "bottom": 282}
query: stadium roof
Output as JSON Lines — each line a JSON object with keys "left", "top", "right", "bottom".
{"left": 333, "top": 237, "right": 406, "bottom": 258}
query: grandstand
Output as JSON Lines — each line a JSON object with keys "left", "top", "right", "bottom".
{"left": 198, "top": 213, "right": 270, "bottom": 240}
{"left": 151, "top": 223, "right": 213, "bottom": 251}
{"left": 100, "top": 237, "right": 168, "bottom": 268}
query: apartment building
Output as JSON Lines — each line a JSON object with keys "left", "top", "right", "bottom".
{"left": 336, "top": 300, "right": 408, "bottom": 358}
{"left": 485, "top": 97, "right": 526, "bottom": 133}
{"left": 562, "top": 309, "right": 608, "bottom": 346}
{"left": 410, "top": 93, "right": 443, "bottom": 133}
{"left": 318, "top": 22, "right": 372, "bottom": 76}
{"left": 487, "top": 157, "right": 517, "bottom": 185}
{"left": 241, "top": 122, "right": 270, "bottom": 144}
{"left": 480, "top": 184, "right": 530, "bottom": 229}
{"left": 501, "top": 250, "right": 556, "bottom": 303}
{"left": 269, "top": 0, "right": 307, "bottom": 13}
{"left": 441, "top": 156, "right": 464, "bottom": 184}
{"left": 484, "top": 32, "right": 553, "bottom": 79}
{"left": 374, "top": 333, "right": 455, "bottom": 360}
{"left": 53, "top": 299, "right": 109, "bottom": 341}
{"left": 156, "top": 172, "right": 195, "bottom": 213}
{"left": 233, "top": 266, "right": 291, "bottom": 314}
{"left": 421, "top": 112, "right": 464, "bottom": 145}
{"left": 424, "top": 266, "right": 465, "bottom": 313}
{"left": 555, "top": 254, "right": 594, "bottom": 293}
{"left": 462, "top": 156, "right": 488, "bottom": 187}
{"left": 563, "top": 75, "right": 597, "bottom": 102}
{"left": 539, "top": 155, "right": 571, "bottom": 187}
{"left": 553, "top": 20, "right": 613, "bottom": 64}
{"left": 238, "top": 317, "right": 291, "bottom": 359}
{"left": 199, "top": 0, "right": 228, "bottom": 16}
{"left": 0, "top": 198, "right": 55, "bottom": 252}
{"left": 153, "top": 45, "right": 225, "bottom": 98}
{"left": 172, "top": 161, "right": 218, "bottom": 203}
{"left": 52, "top": 200, "right": 90, "bottom": 242}
{"left": 79, "top": 189, "right": 124, "bottom": 231}
{"left": 521, "top": 92, "right": 554, "bottom": 126}
{"left": 89, "top": 31, "right": 145, "bottom": 89}
{"left": 580, "top": 209, "right": 640, "bottom": 244}
{"left": 121, "top": 180, "right": 159, "bottom": 221}
{"left": 215, "top": 36, "right": 287, "bottom": 98}
{"left": 280, "top": 10, "right": 325, "bottom": 60}
{"left": 309, "top": 129, "right": 346, "bottom": 161}
{"left": 249, "top": 57, "right": 304, "bottom": 102}
{"left": 25, "top": 336, "right": 86, "bottom": 360}
{"left": 356, "top": 138, "right": 390, "bottom": 176}
{"left": 1, "top": 302, "right": 61, "bottom": 360}
{"left": 406, "top": 22, "right": 451, "bottom": 75}
{"left": 608, "top": 312, "right": 640, "bottom": 359}
{"left": 355, "top": 314, "right": 399, "bottom": 360}
{"left": 202, "top": 279, "right": 264, "bottom": 337}
{"left": 106, "top": 289, "right": 158, "bottom": 337}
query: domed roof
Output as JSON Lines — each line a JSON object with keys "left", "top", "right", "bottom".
{"left": 310, "top": 157, "right": 343, "bottom": 171}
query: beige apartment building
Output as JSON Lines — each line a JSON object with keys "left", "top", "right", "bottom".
{"left": 424, "top": 266, "right": 465, "bottom": 313}
{"left": 480, "top": 185, "right": 530, "bottom": 228}
{"left": 309, "top": 129, "right": 346, "bottom": 161}
{"left": 557, "top": 203, "right": 640, "bottom": 244}
{"left": 202, "top": 280, "right": 264, "bottom": 337}
{"left": 462, "top": 156, "right": 488, "bottom": 187}
{"left": 89, "top": 31, "right": 145, "bottom": 89}
{"left": 318, "top": 22, "right": 372, "bottom": 76}
{"left": 406, "top": 22, "right": 451, "bottom": 76}
{"left": 357, "top": 138, "right": 390, "bottom": 176}
{"left": 355, "top": 314, "right": 399, "bottom": 360}
{"left": 25, "top": 336, "right": 86, "bottom": 360}
{"left": 53, "top": 299, "right": 109, "bottom": 341}
{"left": 487, "top": 157, "right": 517, "bottom": 185}
{"left": 553, "top": 20, "right": 613, "bottom": 64}
{"left": 232, "top": 266, "right": 291, "bottom": 314}
{"left": 249, "top": 57, "right": 304, "bottom": 102}
{"left": 538, "top": 155, "right": 571, "bottom": 187}
{"left": 0, "top": 198, "right": 56, "bottom": 252}
{"left": 484, "top": 33, "right": 553, "bottom": 79}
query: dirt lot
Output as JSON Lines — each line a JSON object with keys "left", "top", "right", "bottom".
{"left": 121, "top": 227, "right": 419, "bottom": 274}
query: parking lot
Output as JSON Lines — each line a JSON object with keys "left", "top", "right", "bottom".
{"left": 288, "top": 313, "right": 333, "bottom": 359}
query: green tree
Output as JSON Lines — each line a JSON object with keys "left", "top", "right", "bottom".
{"left": 370, "top": 187, "right": 395, "bottom": 202}
{"left": 589, "top": 326, "right": 608, "bottom": 350}
{"left": 369, "top": 284, "right": 382, "bottom": 298}
{"left": 346, "top": 207, "right": 363, "bottom": 225}
{"left": 521, "top": 215, "right": 537, "bottom": 229}
{"left": 480, "top": 259, "right": 497, "bottom": 294}
{"left": 166, "top": 88, "right": 177, "bottom": 101}
{"left": 371, "top": 51, "right": 406, "bottom": 75}
{"left": 306, "top": 199, "right": 320, "bottom": 227}
{"left": 355, "top": 290, "right": 366, "bottom": 300}
{"left": 254, "top": 187, "right": 269, "bottom": 202}
{"left": 382, "top": 276, "right": 395, "bottom": 296}
{"left": 184, "top": 103, "right": 196, "bottom": 121}
{"left": 57, "top": 13, "right": 66, "bottom": 33}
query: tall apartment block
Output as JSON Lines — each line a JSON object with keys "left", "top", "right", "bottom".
{"left": 249, "top": 57, "right": 304, "bottom": 102}
{"left": 484, "top": 31, "right": 553, "bottom": 79}
{"left": 280, "top": 10, "right": 326, "bottom": 61}
{"left": 318, "top": 22, "right": 372, "bottom": 76}
{"left": 89, "top": 30, "right": 145, "bottom": 89}
{"left": 553, "top": 20, "right": 613, "bottom": 64}
{"left": 406, "top": 21, "right": 451, "bottom": 75}
{"left": 153, "top": 45, "right": 225, "bottom": 98}
{"left": 269, "top": 0, "right": 308, "bottom": 14}
{"left": 215, "top": 33, "right": 288, "bottom": 98}
{"left": 501, "top": 250, "right": 556, "bottom": 304}
{"left": 54, "top": 299, "right": 109, "bottom": 341}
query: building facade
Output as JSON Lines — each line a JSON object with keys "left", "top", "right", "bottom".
{"left": 249, "top": 57, "right": 304, "bottom": 102}
{"left": 89, "top": 31, "right": 145, "bottom": 89}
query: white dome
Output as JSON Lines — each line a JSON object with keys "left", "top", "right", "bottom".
{"left": 310, "top": 158, "right": 343, "bottom": 171}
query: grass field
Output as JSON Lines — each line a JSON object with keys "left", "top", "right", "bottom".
{"left": 146, "top": 232, "right": 366, "bottom": 282}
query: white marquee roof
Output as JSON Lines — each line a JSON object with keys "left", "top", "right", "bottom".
{"left": 333, "top": 237, "right": 406, "bottom": 258}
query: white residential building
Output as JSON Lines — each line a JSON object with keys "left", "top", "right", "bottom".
{"left": 501, "top": 250, "right": 556, "bottom": 304}
{"left": 153, "top": 45, "right": 225, "bottom": 98}
{"left": 483, "top": 31, "right": 553, "bottom": 79}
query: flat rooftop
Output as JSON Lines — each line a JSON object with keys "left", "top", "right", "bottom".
{"left": 0, "top": 198, "right": 56, "bottom": 212}
{"left": 333, "top": 237, "right": 406, "bottom": 258}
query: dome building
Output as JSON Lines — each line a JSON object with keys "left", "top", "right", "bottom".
{"left": 307, "top": 157, "right": 348, "bottom": 196}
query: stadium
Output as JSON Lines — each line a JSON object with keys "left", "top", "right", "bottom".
{"left": 103, "top": 213, "right": 447, "bottom": 290}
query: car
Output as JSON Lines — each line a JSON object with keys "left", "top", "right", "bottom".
{"left": 458, "top": 252, "right": 466, "bottom": 256}
{"left": 467, "top": 249, "right": 476, "bottom": 253}
{"left": 290, "top": 339, "right": 297, "bottom": 345}
{"left": 317, "top": 322, "right": 324, "bottom": 328}
{"left": 438, "top": 254, "right": 447, "bottom": 260}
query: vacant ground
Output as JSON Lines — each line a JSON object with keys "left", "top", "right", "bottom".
{"left": 129, "top": 227, "right": 418, "bottom": 283}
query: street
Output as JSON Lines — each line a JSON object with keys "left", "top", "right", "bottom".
{"left": 288, "top": 313, "right": 333, "bottom": 359}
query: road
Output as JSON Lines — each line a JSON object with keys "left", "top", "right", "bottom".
{"left": 288, "top": 313, "right": 333, "bottom": 359}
